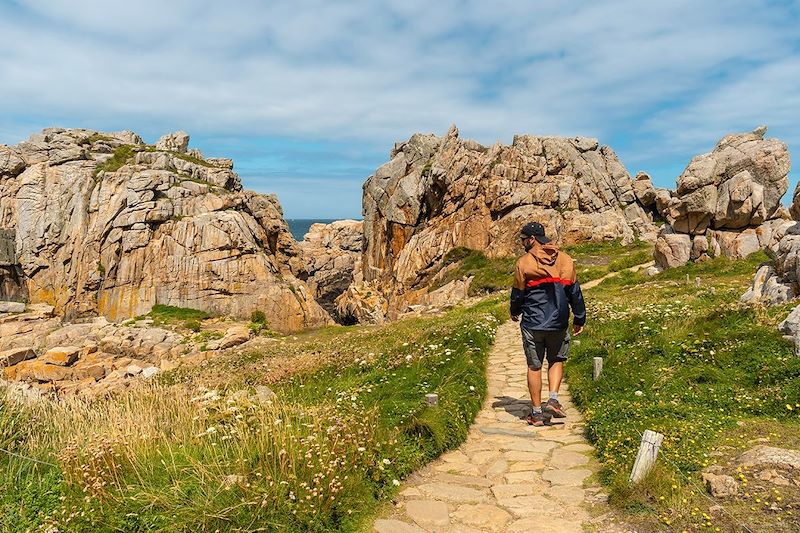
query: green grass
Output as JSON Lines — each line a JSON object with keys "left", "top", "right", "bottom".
{"left": 134, "top": 304, "right": 211, "bottom": 329}
{"left": 429, "top": 247, "right": 515, "bottom": 295}
{"left": 0, "top": 297, "right": 506, "bottom": 532}
{"left": 568, "top": 252, "right": 800, "bottom": 531}
{"left": 173, "top": 152, "right": 214, "bottom": 168}
{"left": 93, "top": 145, "right": 136, "bottom": 177}
{"left": 84, "top": 133, "right": 115, "bottom": 145}
{"left": 563, "top": 238, "right": 653, "bottom": 282}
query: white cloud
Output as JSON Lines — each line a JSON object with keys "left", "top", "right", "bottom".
{"left": 1, "top": 0, "right": 798, "bottom": 213}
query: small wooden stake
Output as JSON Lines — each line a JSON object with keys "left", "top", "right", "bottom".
{"left": 425, "top": 393, "right": 439, "bottom": 406}
{"left": 592, "top": 357, "right": 603, "bottom": 380}
{"left": 629, "top": 430, "right": 664, "bottom": 483}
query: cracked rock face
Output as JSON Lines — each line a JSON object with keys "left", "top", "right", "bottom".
{"left": 655, "top": 126, "right": 792, "bottom": 270}
{"left": 666, "top": 127, "right": 789, "bottom": 234}
{"left": 358, "top": 125, "right": 659, "bottom": 316}
{"left": 0, "top": 128, "right": 330, "bottom": 332}
{"left": 298, "top": 220, "right": 363, "bottom": 322}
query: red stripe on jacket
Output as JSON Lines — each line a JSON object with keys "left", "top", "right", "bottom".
{"left": 526, "top": 277, "right": 574, "bottom": 288}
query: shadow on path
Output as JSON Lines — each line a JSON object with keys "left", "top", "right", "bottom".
{"left": 490, "top": 395, "right": 565, "bottom": 426}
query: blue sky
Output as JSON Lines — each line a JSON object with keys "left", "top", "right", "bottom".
{"left": 1, "top": 0, "right": 799, "bottom": 219}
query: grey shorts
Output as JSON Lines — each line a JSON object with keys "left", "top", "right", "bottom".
{"left": 520, "top": 327, "right": 570, "bottom": 370}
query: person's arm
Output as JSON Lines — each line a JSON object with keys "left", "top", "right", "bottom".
{"left": 510, "top": 259, "right": 525, "bottom": 321}
{"left": 566, "top": 259, "right": 586, "bottom": 334}
{"left": 567, "top": 281, "right": 586, "bottom": 334}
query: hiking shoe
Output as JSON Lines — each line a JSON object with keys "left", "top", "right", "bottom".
{"left": 543, "top": 398, "right": 566, "bottom": 418}
{"left": 526, "top": 412, "right": 545, "bottom": 426}
{"left": 525, "top": 411, "right": 551, "bottom": 426}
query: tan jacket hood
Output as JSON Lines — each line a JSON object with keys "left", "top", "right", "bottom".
{"left": 531, "top": 243, "right": 560, "bottom": 266}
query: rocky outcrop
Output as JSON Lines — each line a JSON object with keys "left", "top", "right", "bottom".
{"left": 0, "top": 301, "right": 270, "bottom": 397}
{"left": 654, "top": 126, "right": 791, "bottom": 270}
{"left": 741, "top": 264, "right": 796, "bottom": 306}
{"left": 357, "top": 125, "right": 659, "bottom": 319}
{"left": 334, "top": 280, "right": 388, "bottom": 325}
{"left": 738, "top": 445, "right": 800, "bottom": 470}
{"left": 299, "top": 220, "right": 363, "bottom": 321}
{"left": 778, "top": 306, "right": 800, "bottom": 355}
{"left": 0, "top": 128, "right": 330, "bottom": 332}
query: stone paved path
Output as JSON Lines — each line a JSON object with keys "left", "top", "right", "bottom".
{"left": 373, "top": 320, "right": 620, "bottom": 533}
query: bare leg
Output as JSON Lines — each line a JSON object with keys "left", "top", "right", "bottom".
{"left": 527, "top": 367, "right": 542, "bottom": 407}
{"left": 548, "top": 361, "right": 563, "bottom": 394}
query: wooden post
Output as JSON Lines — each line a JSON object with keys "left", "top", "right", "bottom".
{"left": 425, "top": 393, "right": 439, "bottom": 406}
{"left": 592, "top": 357, "right": 603, "bottom": 380}
{"left": 629, "top": 430, "right": 664, "bottom": 483}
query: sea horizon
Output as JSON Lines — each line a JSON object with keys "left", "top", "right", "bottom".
{"left": 286, "top": 218, "right": 362, "bottom": 241}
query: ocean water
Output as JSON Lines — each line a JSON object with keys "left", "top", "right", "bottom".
{"left": 286, "top": 219, "right": 339, "bottom": 241}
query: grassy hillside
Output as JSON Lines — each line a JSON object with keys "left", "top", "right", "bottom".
{"left": 568, "top": 253, "right": 800, "bottom": 532}
{"left": 0, "top": 298, "right": 506, "bottom": 532}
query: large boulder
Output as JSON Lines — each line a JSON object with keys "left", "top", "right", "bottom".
{"left": 632, "top": 171, "right": 657, "bottom": 207}
{"left": 672, "top": 126, "right": 788, "bottom": 231}
{"left": 653, "top": 226, "right": 692, "bottom": 268}
{"left": 155, "top": 131, "right": 190, "bottom": 153}
{"left": 655, "top": 126, "right": 791, "bottom": 269}
{"left": 360, "top": 125, "right": 659, "bottom": 318}
{"left": 0, "top": 128, "right": 330, "bottom": 332}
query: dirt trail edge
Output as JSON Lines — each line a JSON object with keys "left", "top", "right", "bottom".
{"left": 371, "top": 320, "right": 630, "bottom": 533}
{"left": 582, "top": 261, "right": 654, "bottom": 290}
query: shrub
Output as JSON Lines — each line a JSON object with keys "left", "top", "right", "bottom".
{"left": 250, "top": 310, "right": 267, "bottom": 324}
{"left": 183, "top": 319, "right": 201, "bottom": 332}
{"left": 147, "top": 305, "right": 210, "bottom": 326}
{"left": 93, "top": 145, "right": 135, "bottom": 178}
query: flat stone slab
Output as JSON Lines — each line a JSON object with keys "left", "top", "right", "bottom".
{"left": 399, "top": 487, "right": 422, "bottom": 498}
{"left": 542, "top": 469, "right": 593, "bottom": 486}
{"left": 504, "top": 450, "right": 548, "bottom": 462}
{"left": 484, "top": 458, "right": 509, "bottom": 477}
{"left": 451, "top": 503, "right": 512, "bottom": 532}
{"left": 441, "top": 450, "right": 470, "bottom": 463}
{"left": 417, "top": 483, "right": 488, "bottom": 503}
{"left": 508, "top": 460, "right": 546, "bottom": 472}
{"left": 404, "top": 500, "right": 449, "bottom": 529}
{"left": 434, "top": 461, "right": 481, "bottom": 476}
{"left": 503, "top": 470, "right": 543, "bottom": 484}
{"left": 479, "top": 426, "right": 539, "bottom": 438}
{"left": 499, "top": 439, "right": 558, "bottom": 453}
{"left": 496, "top": 494, "right": 553, "bottom": 517}
{"left": 547, "top": 485, "right": 586, "bottom": 505}
{"left": 548, "top": 450, "right": 590, "bottom": 468}
{"left": 433, "top": 473, "right": 492, "bottom": 487}
{"left": 508, "top": 517, "right": 584, "bottom": 533}
{"left": 490, "top": 483, "right": 543, "bottom": 499}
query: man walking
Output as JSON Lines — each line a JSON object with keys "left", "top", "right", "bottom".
{"left": 510, "top": 222, "right": 586, "bottom": 426}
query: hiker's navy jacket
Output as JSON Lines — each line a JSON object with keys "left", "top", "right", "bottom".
{"left": 510, "top": 244, "right": 586, "bottom": 331}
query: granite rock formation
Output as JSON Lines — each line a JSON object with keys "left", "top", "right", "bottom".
{"left": 654, "top": 126, "right": 791, "bottom": 270}
{"left": 0, "top": 128, "right": 330, "bottom": 332}
{"left": 350, "top": 125, "right": 659, "bottom": 320}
